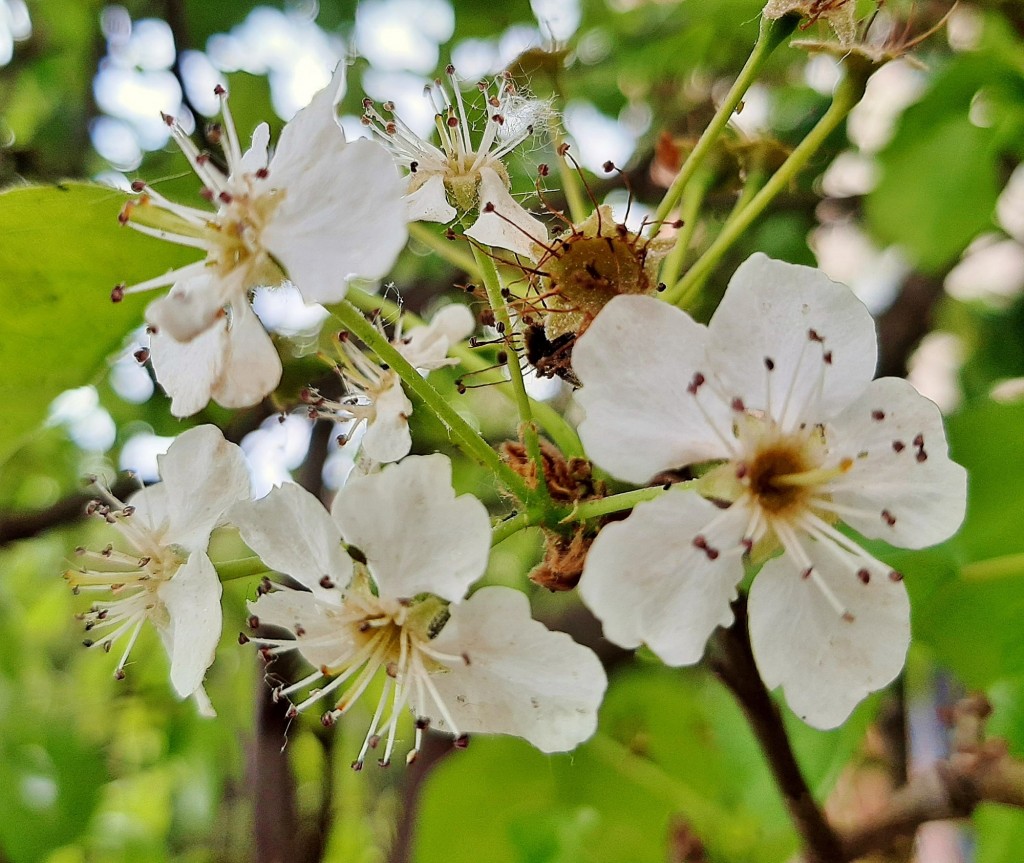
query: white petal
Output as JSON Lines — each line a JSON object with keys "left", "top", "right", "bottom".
{"left": 148, "top": 322, "right": 225, "bottom": 417}
{"left": 146, "top": 276, "right": 229, "bottom": 343}
{"left": 405, "top": 173, "right": 457, "bottom": 223}
{"left": 266, "top": 138, "right": 408, "bottom": 304}
{"left": 708, "top": 254, "right": 878, "bottom": 429}
{"left": 126, "top": 483, "right": 171, "bottom": 537}
{"left": 192, "top": 686, "right": 217, "bottom": 718}
{"left": 155, "top": 425, "right": 251, "bottom": 551}
{"left": 157, "top": 551, "right": 223, "bottom": 700}
{"left": 239, "top": 122, "right": 271, "bottom": 175}
{"left": 398, "top": 303, "right": 475, "bottom": 369}
{"left": 231, "top": 482, "right": 351, "bottom": 598}
{"left": 248, "top": 588, "right": 351, "bottom": 671}
{"left": 748, "top": 544, "right": 910, "bottom": 729}
{"left": 579, "top": 491, "right": 750, "bottom": 664}
{"left": 573, "top": 295, "right": 730, "bottom": 484}
{"left": 825, "top": 377, "right": 967, "bottom": 548}
{"left": 360, "top": 376, "right": 413, "bottom": 464}
{"left": 427, "top": 586, "right": 607, "bottom": 752}
{"left": 268, "top": 63, "right": 347, "bottom": 190}
{"left": 464, "top": 166, "right": 547, "bottom": 258}
{"left": 209, "top": 301, "right": 282, "bottom": 408}
{"left": 332, "top": 454, "right": 490, "bottom": 602}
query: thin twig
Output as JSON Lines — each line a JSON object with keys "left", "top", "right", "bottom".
{"left": 839, "top": 694, "right": 1024, "bottom": 860}
{"left": 0, "top": 475, "right": 139, "bottom": 548}
{"left": 708, "top": 599, "right": 844, "bottom": 863}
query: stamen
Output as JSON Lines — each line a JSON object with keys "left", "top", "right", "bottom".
{"left": 772, "top": 458, "right": 852, "bottom": 488}
{"left": 773, "top": 522, "right": 854, "bottom": 621}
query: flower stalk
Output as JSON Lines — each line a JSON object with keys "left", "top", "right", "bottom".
{"left": 345, "top": 284, "right": 584, "bottom": 459}
{"left": 665, "top": 59, "right": 871, "bottom": 307}
{"left": 649, "top": 13, "right": 798, "bottom": 234}
{"left": 329, "top": 299, "right": 534, "bottom": 503}
{"left": 472, "top": 244, "right": 550, "bottom": 502}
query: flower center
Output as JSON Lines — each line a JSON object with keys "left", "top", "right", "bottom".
{"left": 207, "top": 181, "right": 285, "bottom": 283}
{"left": 746, "top": 444, "right": 815, "bottom": 516}
{"left": 66, "top": 495, "right": 188, "bottom": 680}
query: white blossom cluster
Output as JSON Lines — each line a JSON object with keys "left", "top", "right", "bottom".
{"left": 67, "top": 43, "right": 967, "bottom": 770}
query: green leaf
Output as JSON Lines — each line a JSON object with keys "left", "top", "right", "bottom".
{"left": 0, "top": 182, "right": 197, "bottom": 466}
{"left": 415, "top": 666, "right": 872, "bottom": 863}
{"left": 866, "top": 53, "right": 1024, "bottom": 271}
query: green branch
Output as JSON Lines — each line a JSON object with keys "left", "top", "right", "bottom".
{"left": 665, "top": 60, "right": 870, "bottom": 307}
{"left": 329, "top": 300, "right": 534, "bottom": 502}
{"left": 472, "top": 244, "right": 550, "bottom": 502}
{"left": 346, "top": 285, "right": 584, "bottom": 458}
{"left": 649, "top": 14, "right": 797, "bottom": 234}
{"left": 216, "top": 556, "right": 271, "bottom": 583}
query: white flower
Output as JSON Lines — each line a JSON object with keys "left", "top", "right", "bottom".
{"left": 66, "top": 426, "right": 251, "bottom": 716}
{"left": 362, "top": 66, "right": 548, "bottom": 257}
{"left": 232, "top": 455, "right": 607, "bottom": 767}
{"left": 118, "top": 64, "right": 408, "bottom": 416}
{"left": 303, "top": 303, "right": 475, "bottom": 463}
{"left": 573, "top": 254, "right": 967, "bottom": 728}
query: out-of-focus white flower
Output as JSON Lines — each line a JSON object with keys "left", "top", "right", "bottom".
{"left": 573, "top": 254, "right": 967, "bottom": 728}
{"left": 362, "top": 65, "right": 549, "bottom": 257}
{"left": 117, "top": 65, "right": 408, "bottom": 416}
{"left": 303, "top": 303, "right": 475, "bottom": 463}
{"left": 233, "top": 455, "right": 606, "bottom": 767}
{"left": 66, "top": 426, "right": 251, "bottom": 716}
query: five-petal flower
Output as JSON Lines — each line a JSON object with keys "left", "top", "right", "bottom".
{"left": 303, "top": 303, "right": 475, "bottom": 463}
{"left": 233, "top": 454, "right": 607, "bottom": 766}
{"left": 119, "top": 65, "right": 408, "bottom": 416}
{"left": 573, "top": 253, "right": 967, "bottom": 728}
{"left": 362, "top": 66, "right": 548, "bottom": 257}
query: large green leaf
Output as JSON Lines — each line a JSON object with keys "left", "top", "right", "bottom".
{"left": 415, "top": 665, "right": 871, "bottom": 863}
{"left": 866, "top": 51, "right": 1024, "bottom": 272}
{"left": 0, "top": 182, "right": 197, "bottom": 465}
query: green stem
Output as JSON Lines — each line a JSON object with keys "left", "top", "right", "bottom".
{"left": 409, "top": 221, "right": 481, "bottom": 277}
{"left": 649, "top": 14, "right": 797, "bottom": 234}
{"left": 216, "top": 556, "right": 271, "bottom": 583}
{"left": 491, "top": 483, "right": 684, "bottom": 545}
{"left": 572, "top": 483, "right": 683, "bottom": 520}
{"left": 491, "top": 511, "right": 533, "bottom": 546}
{"left": 659, "top": 169, "right": 715, "bottom": 289}
{"left": 962, "top": 552, "right": 1024, "bottom": 582}
{"left": 329, "top": 300, "right": 534, "bottom": 502}
{"left": 665, "top": 62, "right": 870, "bottom": 307}
{"left": 472, "top": 244, "right": 550, "bottom": 502}
{"left": 346, "top": 286, "right": 584, "bottom": 459}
